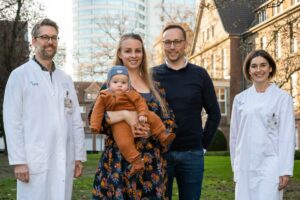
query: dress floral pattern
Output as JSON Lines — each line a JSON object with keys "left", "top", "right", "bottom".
{"left": 92, "top": 84, "right": 176, "bottom": 200}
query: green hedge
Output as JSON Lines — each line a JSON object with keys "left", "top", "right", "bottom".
{"left": 207, "top": 129, "right": 228, "bottom": 151}
{"left": 295, "top": 150, "right": 300, "bottom": 160}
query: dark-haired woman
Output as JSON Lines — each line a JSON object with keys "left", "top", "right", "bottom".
{"left": 230, "top": 50, "right": 295, "bottom": 200}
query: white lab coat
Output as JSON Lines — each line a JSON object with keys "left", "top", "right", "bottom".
{"left": 3, "top": 59, "right": 87, "bottom": 200}
{"left": 230, "top": 83, "right": 295, "bottom": 200}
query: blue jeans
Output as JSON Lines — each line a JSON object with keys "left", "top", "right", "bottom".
{"left": 165, "top": 150, "right": 204, "bottom": 200}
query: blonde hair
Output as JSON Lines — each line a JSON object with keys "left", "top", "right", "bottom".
{"left": 114, "top": 33, "right": 168, "bottom": 116}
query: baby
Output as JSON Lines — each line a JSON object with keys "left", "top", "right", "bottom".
{"left": 90, "top": 65, "right": 175, "bottom": 176}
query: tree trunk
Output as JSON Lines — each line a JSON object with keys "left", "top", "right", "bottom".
{"left": 1, "top": 0, "right": 24, "bottom": 154}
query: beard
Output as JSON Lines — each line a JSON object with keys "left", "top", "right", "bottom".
{"left": 37, "top": 45, "right": 57, "bottom": 60}
{"left": 166, "top": 52, "right": 185, "bottom": 63}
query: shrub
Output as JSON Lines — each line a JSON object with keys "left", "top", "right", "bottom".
{"left": 295, "top": 150, "right": 300, "bottom": 160}
{"left": 207, "top": 129, "right": 228, "bottom": 151}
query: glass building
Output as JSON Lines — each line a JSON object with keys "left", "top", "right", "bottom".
{"left": 72, "top": 0, "right": 197, "bottom": 81}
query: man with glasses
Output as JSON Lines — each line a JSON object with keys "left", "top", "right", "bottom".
{"left": 3, "top": 18, "right": 86, "bottom": 200}
{"left": 152, "top": 24, "right": 221, "bottom": 200}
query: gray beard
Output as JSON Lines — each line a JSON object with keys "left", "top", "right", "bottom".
{"left": 40, "top": 49, "right": 56, "bottom": 60}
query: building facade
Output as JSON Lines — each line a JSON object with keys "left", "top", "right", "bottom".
{"left": 74, "top": 81, "right": 105, "bottom": 152}
{"left": 242, "top": 0, "right": 300, "bottom": 149}
{"left": 73, "top": 0, "right": 150, "bottom": 81}
{"left": 189, "top": 0, "right": 259, "bottom": 141}
{"left": 189, "top": 0, "right": 300, "bottom": 148}
{"left": 72, "top": 0, "right": 198, "bottom": 81}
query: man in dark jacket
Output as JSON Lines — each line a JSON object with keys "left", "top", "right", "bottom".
{"left": 152, "top": 24, "right": 221, "bottom": 200}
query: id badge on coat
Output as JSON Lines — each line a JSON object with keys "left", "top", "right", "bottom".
{"left": 64, "top": 90, "right": 73, "bottom": 110}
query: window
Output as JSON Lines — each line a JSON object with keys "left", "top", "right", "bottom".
{"left": 274, "top": 32, "right": 281, "bottom": 58}
{"left": 79, "top": 19, "right": 91, "bottom": 26}
{"left": 215, "top": 87, "right": 227, "bottom": 116}
{"left": 82, "top": 120, "right": 86, "bottom": 127}
{"left": 290, "top": 24, "right": 298, "bottom": 53}
{"left": 79, "top": 38, "right": 91, "bottom": 46}
{"left": 258, "top": 9, "right": 266, "bottom": 23}
{"left": 211, "top": 54, "right": 216, "bottom": 77}
{"left": 260, "top": 36, "right": 267, "bottom": 49}
{"left": 222, "top": 48, "right": 229, "bottom": 79}
{"left": 80, "top": 106, "right": 86, "bottom": 114}
{"left": 272, "top": 3, "right": 277, "bottom": 16}
{"left": 201, "top": 58, "right": 206, "bottom": 69}
{"left": 139, "top": 23, "right": 145, "bottom": 29}
{"left": 211, "top": 25, "right": 215, "bottom": 38}
{"left": 92, "top": 93, "right": 98, "bottom": 99}
{"left": 277, "top": 1, "right": 283, "bottom": 13}
{"left": 79, "top": 0, "right": 91, "bottom": 6}
{"left": 202, "top": 31, "right": 205, "bottom": 43}
{"left": 85, "top": 93, "right": 97, "bottom": 101}
{"left": 138, "top": 4, "right": 145, "bottom": 11}
{"left": 93, "top": 9, "right": 106, "bottom": 15}
{"left": 138, "top": 14, "right": 145, "bottom": 20}
{"left": 79, "top": 29, "right": 91, "bottom": 35}
{"left": 79, "top": 9, "right": 91, "bottom": 16}
{"left": 206, "top": 28, "right": 210, "bottom": 40}
{"left": 291, "top": 73, "right": 298, "bottom": 102}
{"left": 93, "top": 0, "right": 107, "bottom": 4}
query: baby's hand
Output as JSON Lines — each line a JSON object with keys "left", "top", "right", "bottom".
{"left": 138, "top": 115, "right": 147, "bottom": 123}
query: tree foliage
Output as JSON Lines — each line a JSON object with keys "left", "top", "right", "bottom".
{"left": 75, "top": 13, "right": 142, "bottom": 81}
{"left": 0, "top": 0, "right": 44, "bottom": 154}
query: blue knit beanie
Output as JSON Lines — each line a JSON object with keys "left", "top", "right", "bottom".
{"left": 107, "top": 65, "right": 129, "bottom": 83}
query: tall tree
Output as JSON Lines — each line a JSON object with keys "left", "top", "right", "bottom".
{"left": 0, "top": 0, "right": 44, "bottom": 154}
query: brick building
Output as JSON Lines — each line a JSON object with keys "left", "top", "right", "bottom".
{"left": 189, "top": 0, "right": 300, "bottom": 148}
{"left": 74, "top": 81, "right": 104, "bottom": 152}
{"left": 242, "top": 0, "right": 300, "bottom": 149}
{"left": 189, "top": 0, "right": 260, "bottom": 141}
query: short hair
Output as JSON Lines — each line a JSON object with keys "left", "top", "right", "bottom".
{"left": 162, "top": 24, "right": 186, "bottom": 40}
{"left": 243, "top": 49, "right": 277, "bottom": 82}
{"left": 31, "top": 18, "right": 59, "bottom": 37}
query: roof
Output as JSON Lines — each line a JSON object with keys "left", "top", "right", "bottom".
{"left": 214, "top": 1, "right": 260, "bottom": 35}
{"left": 85, "top": 82, "right": 101, "bottom": 92}
{"left": 74, "top": 81, "right": 102, "bottom": 103}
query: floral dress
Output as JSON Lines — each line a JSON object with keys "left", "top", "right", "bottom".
{"left": 92, "top": 85, "right": 176, "bottom": 200}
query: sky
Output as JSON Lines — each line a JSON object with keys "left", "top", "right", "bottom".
{"left": 41, "top": 0, "right": 73, "bottom": 75}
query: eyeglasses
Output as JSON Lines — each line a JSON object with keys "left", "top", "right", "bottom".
{"left": 35, "top": 35, "right": 59, "bottom": 42}
{"left": 162, "top": 39, "right": 185, "bottom": 48}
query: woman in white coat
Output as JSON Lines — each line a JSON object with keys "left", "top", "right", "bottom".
{"left": 230, "top": 50, "right": 295, "bottom": 200}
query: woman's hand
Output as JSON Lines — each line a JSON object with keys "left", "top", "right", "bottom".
{"left": 74, "top": 160, "right": 83, "bottom": 178}
{"left": 106, "top": 110, "right": 131, "bottom": 124}
{"left": 278, "top": 175, "right": 290, "bottom": 190}
{"left": 107, "top": 110, "right": 150, "bottom": 138}
{"left": 14, "top": 164, "right": 29, "bottom": 183}
{"left": 122, "top": 111, "right": 150, "bottom": 138}
{"left": 133, "top": 122, "right": 151, "bottom": 138}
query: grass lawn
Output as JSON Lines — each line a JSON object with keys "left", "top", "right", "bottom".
{"left": 0, "top": 153, "right": 299, "bottom": 200}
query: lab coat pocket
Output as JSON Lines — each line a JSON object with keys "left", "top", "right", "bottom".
{"left": 264, "top": 112, "right": 279, "bottom": 156}
{"left": 26, "top": 144, "right": 47, "bottom": 174}
{"left": 64, "top": 107, "right": 73, "bottom": 115}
